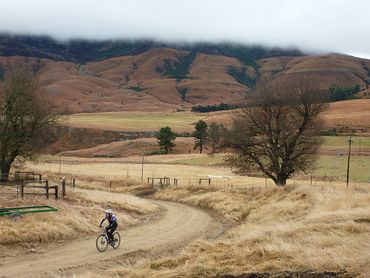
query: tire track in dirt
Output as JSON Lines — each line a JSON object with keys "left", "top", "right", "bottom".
{"left": 0, "top": 199, "right": 221, "bottom": 278}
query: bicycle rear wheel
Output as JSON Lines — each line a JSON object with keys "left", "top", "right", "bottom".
{"left": 96, "top": 234, "right": 109, "bottom": 252}
{"left": 112, "top": 232, "right": 121, "bottom": 249}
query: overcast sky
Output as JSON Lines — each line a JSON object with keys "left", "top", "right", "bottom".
{"left": 1, "top": 0, "right": 369, "bottom": 58}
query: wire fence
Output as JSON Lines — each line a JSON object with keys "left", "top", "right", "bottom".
{"left": 144, "top": 174, "right": 370, "bottom": 194}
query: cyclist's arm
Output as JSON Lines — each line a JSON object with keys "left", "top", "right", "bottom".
{"left": 99, "top": 218, "right": 106, "bottom": 227}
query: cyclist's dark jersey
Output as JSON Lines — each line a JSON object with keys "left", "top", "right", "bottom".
{"left": 100, "top": 214, "right": 118, "bottom": 229}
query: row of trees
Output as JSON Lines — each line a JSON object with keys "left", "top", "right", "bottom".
{"left": 157, "top": 120, "right": 226, "bottom": 155}
{"left": 191, "top": 103, "right": 240, "bottom": 113}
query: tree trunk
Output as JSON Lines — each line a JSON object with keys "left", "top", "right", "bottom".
{"left": 200, "top": 144, "right": 203, "bottom": 154}
{"left": 165, "top": 146, "right": 168, "bottom": 154}
{"left": 0, "top": 162, "right": 11, "bottom": 181}
{"left": 275, "top": 177, "right": 287, "bottom": 187}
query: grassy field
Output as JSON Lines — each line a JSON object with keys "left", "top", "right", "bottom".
{"left": 109, "top": 183, "right": 370, "bottom": 277}
{"left": 170, "top": 154, "right": 370, "bottom": 183}
{"left": 0, "top": 188, "right": 158, "bottom": 245}
{"left": 315, "top": 155, "right": 370, "bottom": 182}
{"left": 7, "top": 157, "right": 370, "bottom": 277}
{"left": 171, "top": 154, "right": 225, "bottom": 166}
{"left": 63, "top": 99, "right": 370, "bottom": 133}
{"left": 322, "top": 136, "right": 370, "bottom": 148}
{"left": 64, "top": 111, "right": 206, "bottom": 132}
{"left": 12, "top": 143, "right": 370, "bottom": 277}
{"left": 25, "top": 152, "right": 370, "bottom": 190}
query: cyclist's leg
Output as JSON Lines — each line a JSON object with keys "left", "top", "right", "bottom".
{"left": 109, "top": 223, "right": 118, "bottom": 241}
{"left": 106, "top": 229, "right": 112, "bottom": 242}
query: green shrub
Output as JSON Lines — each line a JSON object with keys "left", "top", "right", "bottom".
{"left": 320, "top": 128, "right": 337, "bottom": 136}
{"left": 128, "top": 86, "right": 142, "bottom": 92}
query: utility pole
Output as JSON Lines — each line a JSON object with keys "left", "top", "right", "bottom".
{"left": 359, "top": 140, "right": 362, "bottom": 156}
{"left": 59, "top": 154, "right": 62, "bottom": 175}
{"left": 141, "top": 150, "right": 145, "bottom": 183}
{"left": 346, "top": 136, "right": 353, "bottom": 187}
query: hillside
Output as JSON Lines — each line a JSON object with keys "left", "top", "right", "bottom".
{"left": 0, "top": 34, "right": 369, "bottom": 113}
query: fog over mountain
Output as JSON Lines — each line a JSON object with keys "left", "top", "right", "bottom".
{"left": 0, "top": 0, "right": 369, "bottom": 58}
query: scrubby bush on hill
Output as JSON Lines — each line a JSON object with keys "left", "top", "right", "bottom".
{"left": 162, "top": 51, "right": 197, "bottom": 80}
{"left": 329, "top": 84, "right": 361, "bottom": 102}
{"left": 228, "top": 66, "right": 258, "bottom": 88}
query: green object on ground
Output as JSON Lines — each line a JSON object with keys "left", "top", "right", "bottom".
{"left": 0, "top": 205, "right": 58, "bottom": 216}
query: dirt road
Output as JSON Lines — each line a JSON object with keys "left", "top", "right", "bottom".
{"left": 0, "top": 199, "right": 221, "bottom": 277}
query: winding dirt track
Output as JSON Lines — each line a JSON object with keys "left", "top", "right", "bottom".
{"left": 1, "top": 199, "right": 221, "bottom": 278}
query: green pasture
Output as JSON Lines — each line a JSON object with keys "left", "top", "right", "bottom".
{"left": 64, "top": 112, "right": 205, "bottom": 132}
{"left": 322, "top": 136, "right": 370, "bottom": 148}
{"left": 168, "top": 154, "right": 370, "bottom": 182}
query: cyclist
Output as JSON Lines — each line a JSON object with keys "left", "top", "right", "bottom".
{"left": 99, "top": 209, "right": 118, "bottom": 245}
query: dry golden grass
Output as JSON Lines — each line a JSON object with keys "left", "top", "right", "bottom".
{"left": 0, "top": 187, "right": 159, "bottom": 246}
{"left": 156, "top": 186, "right": 249, "bottom": 223}
{"left": 26, "top": 153, "right": 370, "bottom": 190}
{"left": 41, "top": 171, "right": 149, "bottom": 193}
{"left": 64, "top": 111, "right": 205, "bottom": 132}
{"left": 322, "top": 99, "right": 370, "bottom": 131}
{"left": 0, "top": 197, "right": 97, "bottom": 245}
{"left": 25, "top": 158, "right": 235, "bottom": 185}
{"left": 110, "top": 183, "right": 370, "bottom": 277}
{"left": 62, "top": 98, "right": 370, "bottom": 135}
{"left": 62, "top": 137, "right": 195, "bottom": 158}
{"left": 74, "top": 188, "right": 159, "bottom": 216}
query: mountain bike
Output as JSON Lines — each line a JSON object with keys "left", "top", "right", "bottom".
{"left": 96, "top": 227, "right": 121, "bottom": 252}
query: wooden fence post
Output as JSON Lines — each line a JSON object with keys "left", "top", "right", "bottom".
{"left": 45, "top": 180, "right": 49, "bottom": 199}
{"left": 72, "top": 178, "right": 76, "bottom": 188}
{"left": 62, "top": 177, "right": 66, "bottom": 198}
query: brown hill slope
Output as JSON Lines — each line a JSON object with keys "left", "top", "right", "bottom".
{"left": 0, "top": 50, "right": 369, "bottom": 113}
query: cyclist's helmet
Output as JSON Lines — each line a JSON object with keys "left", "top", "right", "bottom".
{"left": 105, "top": 208, "right": 113, "bottom": 215}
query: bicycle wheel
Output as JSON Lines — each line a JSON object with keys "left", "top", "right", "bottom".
{"left": 112, "top": 232, "right": 121, "bottom": 249}
{"left": 96, "top": 234, "right": 108, "bottom": 252}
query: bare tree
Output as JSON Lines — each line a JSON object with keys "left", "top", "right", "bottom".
{"left": 225, "top": 80, "right": 328, "bottom": 186}
{"left": 0, "top": 67, "right": 59, "bottom": 181}
{"left": 207, "top": 122, "right": 225, "bottom": 154}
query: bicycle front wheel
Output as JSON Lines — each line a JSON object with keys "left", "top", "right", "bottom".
{"left": 96, "top": 234, "right": 109, "bottom": 252}
{"left": 112, "top": 232, "right": 121, "bottom": 249}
